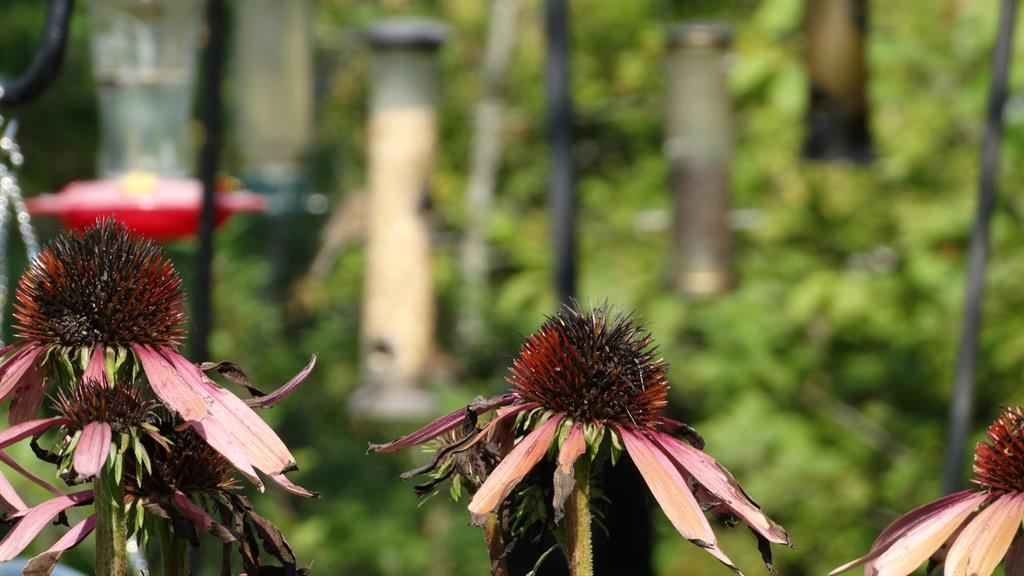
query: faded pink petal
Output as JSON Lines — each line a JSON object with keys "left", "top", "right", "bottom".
{"left": 192, "top": 418, "right": 262, "bottom": 490}
{"left": 270, "top": 473, "right": 320, "bottom": 498}
{"left": 368, "top": 394, "right": 515, "bottom": 453}
{"left": 653, "top": 432, "right": 790, "bottom": 545}
{"left": 557, "top": 424, "right": 586, "bottom": 474}
{"left": 944, "top": 493, "right": 1024, "bottom": 576}
{"left": 194, "top": 375, "right": 296, "bottom": 475}
{"left": 865, "top": 491, "right": 989, "bottom": 576}
{"left": 8, "top": 360, "right": 44, "bottom": 425}
{"left": 22, "top": 515, "right": 95, "bottom": 573}
{"left": 829, "top": 490, "right": 988, "bottom": 575}
{"left": 468, "top": 414, "right": 563, "bottom": 516}
{"left": 73, "top": 421, "right": 112, "bottom": 478}
{"left": 133, "top": 344, "right": 210, "bottom": 421}
{"left": 83, "top": 345, "right": 108, "bottom": 386}
{"left": 44, "top": 514, "right": 95, "bottom": 553}
{"left": 0, "top": 465, "right": 26, "bottom": 513}
{"left": 173, "top": 490, "right": 218, "bottom": 533}
{"left": 0, "top": 451, "right": 63, "bottom": 498}
{"left": 617, "top": 426, "right": 716, "bottom": 546}
{"left": 0, "top": 490, "right": 93, "bottom": 561}
{"left": 246, "top": 354, "right": 317, "bottom": 409}
{"left": 0, "top": 341, "right": 25, "bottom": 360}
{"left": 0, "top": 417, "right": 71, "bottom": 450}
{"left": 0, "top": 345, "right": 43, "bottom": 401}
{"left": 553, "top": 423, "right": 586, "bottom": 520}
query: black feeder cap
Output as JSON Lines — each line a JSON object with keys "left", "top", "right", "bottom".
{"left": 364, "top": 18, "right": 449, "bottom": 50}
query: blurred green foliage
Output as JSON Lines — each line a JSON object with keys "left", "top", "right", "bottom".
{"left": 1, "top": 0, "right": 1024, "bottom": 575}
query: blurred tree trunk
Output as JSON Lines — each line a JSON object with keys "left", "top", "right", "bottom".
{"left": 458, "top": 0, "right": 521, "bottom": 346}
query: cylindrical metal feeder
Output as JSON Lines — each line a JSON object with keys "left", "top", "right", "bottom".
{"left": 665, "top": 22, "right": 734, "bottom": 297}
{"left": 802, "top": 0, "right": 873, "bottom": 162}
{"left": 232, "top": 0, "right": 315, "bottom": 294}
{"left": 350, "top": 18, "right": 447, "bottom": 421}
{"left": 233, "top": 0, "right": 313, "bottom": 179}
{"left": 88, "top": 0, "right": 202, "bottom": 178}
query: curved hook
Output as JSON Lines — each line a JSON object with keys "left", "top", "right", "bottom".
{"left": 0, "top": 0, "right": 75, "bottom": 108}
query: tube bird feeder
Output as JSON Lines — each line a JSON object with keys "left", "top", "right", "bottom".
{"left": 665, "top": 23, "right": 734, "bottom": 297}
{"left": 802, "top": 0, "right": 873, "bottom": 162}
{"left": 350, "top": 18, "right": 447, "bottom": 421}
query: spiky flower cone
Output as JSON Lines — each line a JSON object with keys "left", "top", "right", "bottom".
{"left": 14, "top": 219, "right": 185, "bottom": 349}
{"left": 373, "top": 303, "right": 790, "bottom": 574}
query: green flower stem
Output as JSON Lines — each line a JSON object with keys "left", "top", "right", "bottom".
{"left": 94, "top": 469, "right": 128, "bottom": 576}
{"left": 158, "top": 522, "right": 190, "bottom": 576}
{"left": 564, "top": 457, "right": 593, "bottom": 576}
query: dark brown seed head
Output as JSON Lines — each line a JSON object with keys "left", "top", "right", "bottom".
{"left": 508, "top": 304, "right": 669, "bottom": 429}
{"left": 13, "top": 219, "right": 186, "bottom": 348}
{"left": 972, "top": 407, "right": 1024, "bottom": 493}
{"left": 54, "top": 378, "right": 158, "bottom": 434}
{"left": 147, "top": 427, "right": 239, "bottom": 494}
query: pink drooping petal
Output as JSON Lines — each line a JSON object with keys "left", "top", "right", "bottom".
{"left": 0, "top": 341, "right": 26, "bottom": 360}
{"left": 246, "top": 354, "right": 317, "bottom": 409}
{"left": 553, "top": 423, "right": 587, "bottom": 519}
{"left": 0, "top": 446, "right": 61, "bottom": 496}
{"left": 829, "top": 490, "right": 989, "bottom": 575}
{"left": 652, "top": 432, "right": 790, "bottom": 545}
{"left": 73, "top": 421, "right": 112, "bottom": 478}
{"left": 557, "top": 424, "right": 586, "bottom": 474}
{"left": 44, "top": 514, "right": 95, "bottom": 553}
{"left": 22, "top": 515, "right": 96, "bottom": 573}
{"left": 617, "top": 426, "right": 743, "bottom": 572}
{"left": 133, "top": 344, "right": 210, "bottom": 421}
{"left": 195, "top": 377, "right": 296, "bottom": 475}
{"left": 191, "top": 418, "right": 262, "bottom": 490}
{"left": 368, "top": 394, "right": 516, "bottom": 453}
{"left": 0, "top": 345, "right": 43, "bottom": 402}
{"left": 0, "top": 417, "right": 71, "bottom": 450}
{"left": 172, "top": 490, "right": 219, "bottom": 533}
{"left": 468, "top": 414, "right": 563, "bottom": 516}
{"left": 943, "top": 493, "right": 1024, "bottom": 576}
{"left": 0, "top": 490, "right": 93, "bottom": 561}
{"left": 0, "top": 451, "right": 63, "bottom": 497}
{"left": 617, "top": 427, "right": 716, "bottom": 544}
{"left": 270, "top": 473, "right": 320, "bottom": 498}
{"left": 8, "top": 360, "right": 45, "bottom": 425}
{"left": 0, "top": 465, "right": 26, "bottom": 513}
{"left": 161, "top": 350, "right": 298, "bottom": 475}
{"left": 863, "top": 491, "right": 989, "bottom": 576}
{"left": 1005, "top": 533, "right": 1024, "bottom": 576}
{"left": 83, "top": 345, "right": 108, "bottom": 386}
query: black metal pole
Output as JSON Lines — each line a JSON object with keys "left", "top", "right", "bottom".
{"left": 0, "top": 0, "right": 74, "bottom": 108}
{"left": 193, "top": 0, "right": 227, "bottom": 363}
{"left": 545, "top": 0, "right": 576, "bottom": 306}
{"left": 943, "top": 0, "right": 1017, "bottom": 494}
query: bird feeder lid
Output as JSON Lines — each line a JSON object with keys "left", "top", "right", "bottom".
{"left": 667, "top": 22, "right": 733, "bottom": 49}
{"left": 364, "top": 18, "right": 449, "bottom": 50}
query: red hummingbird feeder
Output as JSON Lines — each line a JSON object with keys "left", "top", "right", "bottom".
{"left": 27, "top": 0, "right": 264, "bottom": 240}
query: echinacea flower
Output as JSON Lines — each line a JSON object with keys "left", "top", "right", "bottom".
{"left": 0, "top": 219, "right": 317, "bottom": 495}
{"left": 0, "top": 377, "right": 157, "bottom": 567}
{"left": 0, "top": 418, "right": 95, "bottom": 564}
{"left": 832, "top": 406, "right": 1024, "bottom": 576}
{"left": 372, "top": 304, "right": 791, "bottom": 572}
{"left": 125, "top": 425, "right": 309, "bottom": 575}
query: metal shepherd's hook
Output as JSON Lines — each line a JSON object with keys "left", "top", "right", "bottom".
{"left": 0, "top": 0, "right": 75, "bottom": 108}
{"left": 943, "top": 0, "right": 1019, "bottom": 494}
